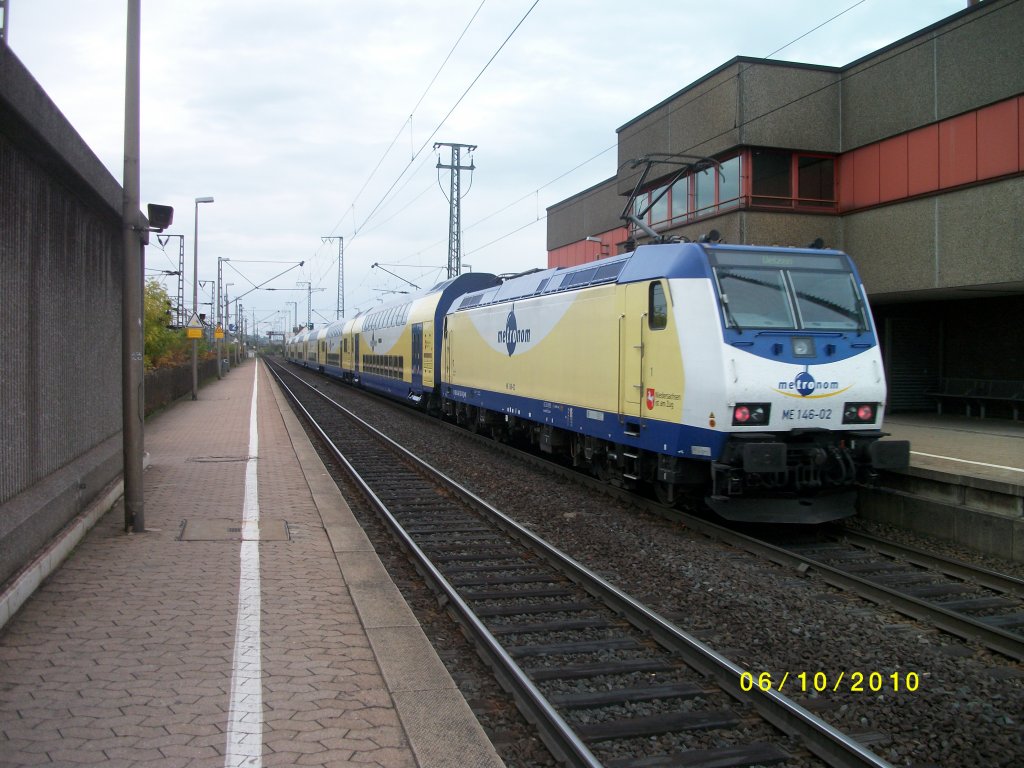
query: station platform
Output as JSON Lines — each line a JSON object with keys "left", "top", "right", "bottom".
{"left": 884, "top": 412, "right": 1024, "bottom": 488}
{"left": 0, "top": 359, "right": 504, "bottom": 768}
{"left": 865, "top": 413, "right": 1024, "bottom": 561}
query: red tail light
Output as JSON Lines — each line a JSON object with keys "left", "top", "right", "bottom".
{"left": 732, "top": 403, "right": 770, "bottom": 426}
{"left": 843, "top": 402, "right": 878, "bottom": 424}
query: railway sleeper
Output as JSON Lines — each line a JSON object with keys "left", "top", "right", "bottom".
{"left": 547, "top": 681, "right": 711, "bottom": 709}
{"left": 505, "top": 637, "right": 643, "bottom": 658}
{"left": 574, "top": 708, "right": 741, "bottom": 741}
{"left": 603, "top": 742, "right": 791, "bottom": 768}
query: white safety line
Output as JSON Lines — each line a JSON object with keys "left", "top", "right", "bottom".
{"left": 911, "top": 450, "right": 1024, "bottom": 474}
{"left": 225, "top": 365, "right": 263, "bottom": 767}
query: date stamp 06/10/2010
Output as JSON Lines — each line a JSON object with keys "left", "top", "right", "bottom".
{"left": 740, "top": 671, "right": 921, "bottom": 694}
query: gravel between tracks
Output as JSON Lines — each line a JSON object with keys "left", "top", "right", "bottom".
{"left": 299, "top": 375, "right": 1024, "bottom": 768}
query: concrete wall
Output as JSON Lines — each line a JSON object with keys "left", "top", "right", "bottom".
{"left": 547, "top": 176, "right": 622, "bottom": 251}
{"left": 841, "top": 176, "right": 1024, "bottom": 299}
{"left": 0, "top": 50, "right": 126, "bottom": 586}
{"left": 617, "top": 64, "right": 743, "bottom": 197}
{"left": 555, "top": 0, "right": 1023, "bottom": 290}
{"left": 842, "top": 0, "right": 1024, "bottom": 149}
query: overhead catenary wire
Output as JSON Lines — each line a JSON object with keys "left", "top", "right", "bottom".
{"left": 346, "top": 0, "right": 541, "bottom": 243}
{"left": 345, "top": 0, "right": 877, "bottom": 266}
{"left": 309, "top": 0, "right": 542, "bottom": 301}
{"left": 329, "top": 0, "right": 490, "bottom": 237}
{"left": 470, "top": 0, "right": 1013, "bottom": 256}
{"left": 315, "top": 2, "right": 999, "bottom": 308}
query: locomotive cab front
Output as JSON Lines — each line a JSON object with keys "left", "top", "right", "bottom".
{"left": 701, "top": 245, "right": 910, "bottom": 522}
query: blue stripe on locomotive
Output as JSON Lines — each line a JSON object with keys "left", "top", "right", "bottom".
{"left": 442, "top": 384, "right": 729, "bottom": 461}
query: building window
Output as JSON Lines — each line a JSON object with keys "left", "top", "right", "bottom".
{"left": 650, "top": 184, "right": 669, "bottom": 225}
{"left": 752, "top": 149, "right": 791, "bottom": 206}
{"left": 718, "top": 156, "right": 741, "bottom": 211}
{"left": 694, "top": 167, "right": 716, "bottom": 214}
{"left": 798, "top": 156, "right": 834, "bottom": 207}
{"left": 752, "top": 149, "right": 835, "bottom": 209}
{"left": 670, "top": 175, "right": 689, "bottom": 222}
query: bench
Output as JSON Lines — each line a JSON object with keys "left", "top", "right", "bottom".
{"left": 926, "top": 378, "right": 1024, "bottom": 419}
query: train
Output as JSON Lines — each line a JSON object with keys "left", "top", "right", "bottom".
{"left": 285, "top": 241, "right": 909, "bottom": 523}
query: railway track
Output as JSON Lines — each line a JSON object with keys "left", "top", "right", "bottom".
{"left": 265, "top": 358, "right": 892, "bottom": 768}
{"left": 774, "top": 529, "right": 1024, "bottom": 661}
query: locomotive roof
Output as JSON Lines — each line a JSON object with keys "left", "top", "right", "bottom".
{"left": 452, "top": 242, "right": 852, "bottom": 312}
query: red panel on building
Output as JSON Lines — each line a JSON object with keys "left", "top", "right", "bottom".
{"left": 852, "top": 144, "right": 880, "bottom": 209}
{"left": 1020, "top": 95, "right": 1024, "bottom": 172}
{"left": 878, "top": 135, "right": 909, "bottom": 203}
{"left": 838, "top": 153, "right": 856, "bottom": 212}
{"left": 939, "top": 112, "right": 978, "bottom": 188}
{"left": 977, "top": 99, "right": 1018, "bottom": 179}
{"left": 907, "top": 124, "right": 939, "bottom": 196}
{"left": 548, "top": 228, "right": 626, "bottom": 269}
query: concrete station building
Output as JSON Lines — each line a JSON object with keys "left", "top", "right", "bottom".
{"left": 547, "top": 0, "right": 1024, "bottom": 413}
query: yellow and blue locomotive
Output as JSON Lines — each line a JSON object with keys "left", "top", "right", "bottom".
{"left": 440, "top": 242, "right": 909, "bottom": 522}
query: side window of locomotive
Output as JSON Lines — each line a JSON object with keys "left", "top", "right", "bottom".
{"left": 649, "top": 282, "right": 668, "bottom": 330}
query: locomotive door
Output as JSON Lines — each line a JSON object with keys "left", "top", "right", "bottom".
{"left": 620, "top": 283, "right": 647, "bottom": 421}
{"left": 354, "top": 334, "right": 361, "bottom": 377}
{"left": 411, "top": 323, "right": 423, "bottom": 388}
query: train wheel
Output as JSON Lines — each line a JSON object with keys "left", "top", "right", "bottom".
{"left": 654, "top": 480, "right": 678, "bottom": 508}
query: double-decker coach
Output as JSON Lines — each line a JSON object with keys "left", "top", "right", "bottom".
{"left": 341, "top": 272, "right": 500, "bottom": 407}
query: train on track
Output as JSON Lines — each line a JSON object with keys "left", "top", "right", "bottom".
{"left": 285, "top": 240, "right": 909, "bottom": 523}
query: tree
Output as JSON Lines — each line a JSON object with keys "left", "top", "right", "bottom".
{"left": 143, "top": 279, "right": 190, "bottom": 370}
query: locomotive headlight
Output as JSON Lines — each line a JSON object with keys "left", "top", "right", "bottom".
{"left": 732, "top": 403, "right": 771, "bottom": 426}
{"left": 843, "top": 402, "right": 877, "bottom": 424}
{"left": 792, "top": 337, "right": 815, "bottom": 357}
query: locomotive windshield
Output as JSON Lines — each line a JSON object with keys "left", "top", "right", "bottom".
{"left": 710, "top": 250, "right": 867, "bottom": 331}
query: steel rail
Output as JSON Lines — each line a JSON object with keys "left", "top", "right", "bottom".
{"left": 412, "top": 394, "right": 1024, "bottom": 662}
{"left": 266, "top": 362, "right": 602, "bottom": 768}
{"left": 266, "top": 359, "right": 892, "bottom": 768}
{"left": 674, "top": 514, "right": 1024, "bottom": 662}
{"left": 839, "top": 530, "right": 1024, "bottom": 598}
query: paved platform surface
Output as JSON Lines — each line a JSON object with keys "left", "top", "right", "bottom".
{"left": 0, "top": 359, "right": 504, "bottom": 768}
{"left": 884, "top": 413, "right": 1024, "bottom": 490}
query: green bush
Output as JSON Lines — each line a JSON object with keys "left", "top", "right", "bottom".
{"left": 144, "top": 280, "right": 212, "bottom": 370}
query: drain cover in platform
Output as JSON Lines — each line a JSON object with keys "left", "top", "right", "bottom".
{"left": 178, "top": 518, "right": 290, "bottom": 541}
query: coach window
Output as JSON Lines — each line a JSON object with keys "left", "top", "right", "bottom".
{"left": 649, "top": 282, "right": 668, "bottom": 330}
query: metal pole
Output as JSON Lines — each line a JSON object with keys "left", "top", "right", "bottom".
{"left": 121, "top": 0, "right": 144, "bottom": 532}
{"left": 191, "top": 204, "right": 199, "bottom": 399}
{"left": 192, "top": 197, "right": 214, "bottom": 399}
{"left": 435, "top": 142, "right": 476, "bottom": 278}
{"left": 216, "top": 258, "right": 224, "bottom": 379}
{"left": 322, "top": 236, "right": 344, "bottom": 319}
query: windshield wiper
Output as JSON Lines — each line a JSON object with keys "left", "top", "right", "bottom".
{"left": 720, "top": 295, "right": 743, "bottom": 333}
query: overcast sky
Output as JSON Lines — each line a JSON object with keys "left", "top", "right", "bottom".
{"left": 10, "top": 0, "right": 967, "bottom": 333}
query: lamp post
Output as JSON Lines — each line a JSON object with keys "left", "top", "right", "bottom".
{"left": 223, "top": 282, "right": 234, "bottom": 373}
{"left": 122, "top": 0, "right": 144, "bottom": 532}
{"left": 286, "top": 301, "right": 297, "bottom": 335}
{"left": 191, "top": 196, "right": 214, "bottom": 400}
{"left": 217, "top": 258, "right": 230, "bottom": 378}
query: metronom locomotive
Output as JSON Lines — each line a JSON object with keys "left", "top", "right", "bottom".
{"left": 287, "top": 241, "right": 909, "bottom": 523}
